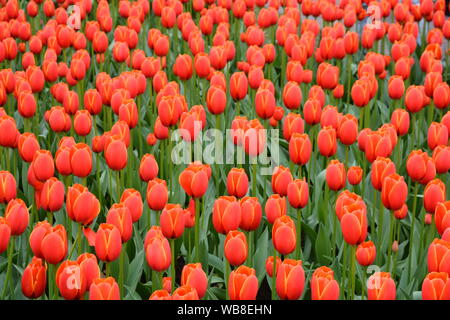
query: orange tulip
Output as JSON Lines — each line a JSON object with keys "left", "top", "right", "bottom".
{"left": 95, "top": 223, "right": 122, "bottom": 262}
{"left": 21, "top": 257, "right": 46, "bottom": 299}
{"left": 367, "top": 272, "right": 396, "bottom": 300}
{"left": 212, "top": 196, "right": 241, "bottom": 234}
{"left": 228, "top": 265, "right": 258, "bottom": 300}
{"left": 272, "top": 215, "right": 296, "bottom": 255}
{"left": 224, "top": 230, "right": 248, "bottom": 266}
{"left": 89, "top": 277, "right": 120, "bottom": 300}
{"left": 276, "top": 259, "right": 305, "bottom": 300}
{"left": 181, "top": 263, "right": 208, "bottom": 299}
{"left": 422, "top": 272, "right": 450, "bottom": 300}
{"left": 311, "top": 266, "right": 339, "bottom": 300}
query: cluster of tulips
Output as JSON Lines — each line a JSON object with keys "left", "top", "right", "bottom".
{"left": 0, "top": 0, "right": 449, "bottom": 301}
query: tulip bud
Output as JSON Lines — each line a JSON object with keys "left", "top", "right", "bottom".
{"left": 326, "top": 160, "right": 346, "bottom": 191}
{"left": 56, "top": 260, "right": 87, "bottom": 300}
{"left": 179, "top": 163, "right": 210, "bottom": 198}
{"left": 21, "top": 257, "right": 47, "bottom": 299}
{"left": 95, "top": 223, "right": 122, "bottom": 262}
{"left": 224, "top": 230, "right": 248, "bottom": 266}
{"left": 239, "top": 196, "right": 262, "bottom": 231}
{"left": 272, "top": 215, "right": 296, "bottom": 255}
{"left": 212, "top": 196, "right": 241, "bottom": 235}
{"left": 160, "top": 204, "right": 185, "bottom": 239}
{"left": 41, "top": 224, "right": 68, "bottom": 264}
{"left": 32, "top": 150, "right": 55, "bottom": 182}
{"left": 228, "top": 265, "right": 258, "bottom": 300}
{"left": 422, "top": 272, "right": 450, "bottom": 300}
{"left": 289, "top": 133, "right": 312, "bottom": 165}
{"left": 276, "top": 259, "right": 305, "bottom": 300}
{"left": 367, "top": 272, "right": 396, "bottom": 300}
{"left": 287, "top": 179, "right": 309, "bottom": 209}
{"left": 89, "top": 277, "right": 120, "bottom": 300}
{"left": 0, "top": 217, "right": 11, "bottom": 254}
{"left": 0, "top": 171, "right": 16, "bottom": 204}
{"left": 340, "top": 202, "right": 368, "bottom": 245}
{"left": 146, "top": 234, "right": 171, "bottom": 272}
{"left": 271, "top": 166, "right": 293, "bottom": 196}
{"left": 317, "top": 126, "right": 337, "bottom": 157}
{"left": 181, "top": 263, "right": 208, "bottom": 299}
{"left": 226, "top": 168, "right": 249, "bottom": 198}
{"left": 146, "top": 178, "right": 168, "bottom": 211}
{"left": 265, "top": 194, "right": 287, "bottom": 224}
{"left": 356, "top": 241, "right": 376, "bottom": 266}
{"left": 77, "top": 253, "right": 100, "bottom": 290}
{"left": 106, "top": 203, "right": 133, "bottom": 242}
{"left": 40, "top": 177, "right": 65, "bottom": 212}
{"left": 381, "top": 173, "right": 408, "bottom": 211}
{"left": 120, "top": 189, "right": 143, "bottom": 223}
{"left": 428, "top": 239, "right": 450, "bottom": 274}
{"left": 139, "top": 154, "right": 159, "bottom": 182}
{"left": 424, "top": 179, "right": 446, "bottom": 214}
{"left": 311, "top": 266, "right": 339, "bottom": 300}
{"left": 5, "top": 198, "right": 29, "bottom": 236}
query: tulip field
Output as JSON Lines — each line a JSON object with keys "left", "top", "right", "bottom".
{"left": 0, "top": 0, "right": 449, "bottom": 302}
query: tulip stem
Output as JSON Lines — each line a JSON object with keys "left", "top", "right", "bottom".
{"left": 195, "top": 197, "right": 200, "bottom": 262}
{"left": 361, "top": 266, "right": 367, "bottom": 300}
{"left": 376, "top": 193, "right": 384, "bottom": 265}
{"left": 271, "top": 247, "right": 277, "bottom": 300}
{"left": 332, "top": 212, "right": 338, "bottom": 260}
{"left": 116, "top": 170, "right": 121, "bottom": 202}
{"left": 350, "top": 245, "right": 356, "bottom": 300}
{"left": 68, "top": 224, "right": 82, "bottom": 259}
{"left": 296, "top": 209, "right": 302, "bottom": 260}
{"left": 246, "top": 231, "right": 253, "bottom": 267}
{"left": 106, "top": 263, "right": 111, "bottom": 277}
{"left": 225, "top": 259, "right": 230, "bottom": 300}
{"left": 236, "top": 100, "right": 240, "bottom": 116}
{"left": 392, "top": 219, "right": 401, "bottom": 278}
{"left": 252, "top": 161, "right": 257, "bottom": 198}
{"left": 346, "top": 54, "right": 353, "bottom": 104}
{"left": 407, "top": 181, "right": 419, "bottom": 281}
{"left": 386, "top": 213, "right": 395, "bottom": 272}
{"left": 1, "top": 238, "right": 14, "bottom": 299}
{"left": 171, "top": 239, "right": 175, "bottom": 294}
{"left": 119, "top": 242, "right": 126, "bottom": 298}
{"left": 341, "top": 242, "right": 348, "bottom": 299}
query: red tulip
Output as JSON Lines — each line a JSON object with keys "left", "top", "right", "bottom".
{"left": 160, "top": 204, "right": 185, "bottom": 239}
{"left": 367, "top": 272, "right": 396, "bottom": 300}
{"left": 21, "top": 257, "right": 46, "bottom": 299}
{"left": 146, "top": 178, "right": 168, "bottom": 211}
{"left": 56, "top": 260, "right": 87, "bottom": 300}
{"left": 106, "top": 203, "right": 133, "bottom": 242}
{"left": 311, "top": 266, "right": 339, "bottom": 300}
{"left": 41, "top": 224, "right": 68, "bottom": 264}
{"left": 228, "top": 265, "right": 258, "bottom": 300}
{"left": 95, "top": 223, "right": 122, "bottom": 262}
{"left": 181, "top": 263, "right": 208, "bottom": 299}
{"left": 424, "top": 179, "right": 446, "bottom": 214}
{"left": 340, "top": 202, "right": 368, "bottom": 245}
{"left": 89, "top": 277, "right": 120, "bottom": 300}
{"left": 428, "top": 239, "right": 450, "bottom": 274}
{"left": 226, "top": 168, "right": 249, "bottom": 198}
{"left": 422, "top": 272, "right": 450, "bottom": 300}
{"left": 287, "top": 179, "right": 309, "bottom": 209}
{"left": 356, "top": 241, "right": 376, "bottom": 266}
{"left": 325, "top": 160, "right": 346, "bottom": 191}
{"left": 276, "top": 259, "right": 305, "bottom": 300}
{"left": 212, "top": 196, "right": 241, "bottom": 234}
{"left": 224, "top": 230, "right": 248, "bottom": 266}
{"left": 381, "top": 173, "right": 408, "bottom": 211}
{"left": 272, "top": 215, "right": 296, "bottom": 256}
